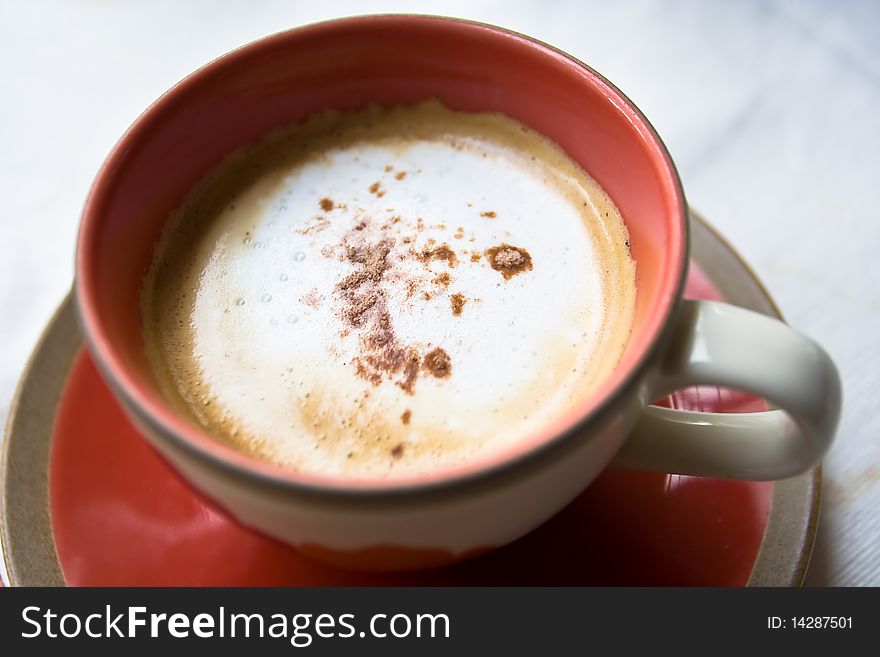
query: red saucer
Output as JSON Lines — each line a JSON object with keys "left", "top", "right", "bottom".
{"left": 48, "top": 263, "right": 771, "bottom": 586}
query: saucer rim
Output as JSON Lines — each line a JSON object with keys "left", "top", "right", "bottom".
{"left": 1, "top": 291, "right": 75, "bottom": 586}
{"left": 0, "top": 211, "right": 820, "bottom": 587}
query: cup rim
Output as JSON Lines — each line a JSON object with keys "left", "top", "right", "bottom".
{"left": 75, "top": 14, "right": 689, "bottom": 499}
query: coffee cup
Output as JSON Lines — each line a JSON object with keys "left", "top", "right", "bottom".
{"left": 75, "top": 15, "right": 841, "bottom": 571}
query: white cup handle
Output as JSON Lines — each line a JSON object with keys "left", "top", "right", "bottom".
{"left": 612, "top": 300, "right": 841, "bottom": 480}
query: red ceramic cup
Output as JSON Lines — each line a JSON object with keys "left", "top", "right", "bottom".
{"left": 75, "top": 15, "right": 840, "bottom": 571}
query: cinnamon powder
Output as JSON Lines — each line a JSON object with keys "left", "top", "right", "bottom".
{"left": 419, "top": 243, "right": 458, "bottom": 268}
{"left": 485, "top": 243, "right": 533, "bottom": 280}
{"left": 432, "top": 272, "right": 452, "bottom": 287}
{"left": 450, "top": 293, "right": 466, "bottom": 316}
{"left": 331, "top": 221, "right": 454, "bottom": 395}
{"left": 423, "top": 347, "right": 452, "bottom": 378}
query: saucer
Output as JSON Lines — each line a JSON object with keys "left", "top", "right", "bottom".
{"left": 0, "top": 212, "right": 820, "bottom": 586}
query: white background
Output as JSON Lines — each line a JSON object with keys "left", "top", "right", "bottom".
{"left": 1, "top": 1, "right": 877, "bottom": 585}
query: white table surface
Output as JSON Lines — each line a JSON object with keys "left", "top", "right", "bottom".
{"left": 1, "top": 0, "right": 877, "bottom": 586}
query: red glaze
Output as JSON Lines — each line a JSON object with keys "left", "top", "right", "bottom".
{"left": 50, "top": 265, "right": 771, "bottom": 586}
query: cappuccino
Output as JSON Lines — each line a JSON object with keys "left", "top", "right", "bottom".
{"left": 142, "top": 101, "right": 636, "bottom": 478}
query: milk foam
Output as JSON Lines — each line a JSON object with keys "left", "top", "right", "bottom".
{"left": 142, "top": 101, "right": 636, "bottom": 479}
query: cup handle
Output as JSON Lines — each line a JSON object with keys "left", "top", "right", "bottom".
{"left": 611, "top": 300, "right": 841, "bottom": 480}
